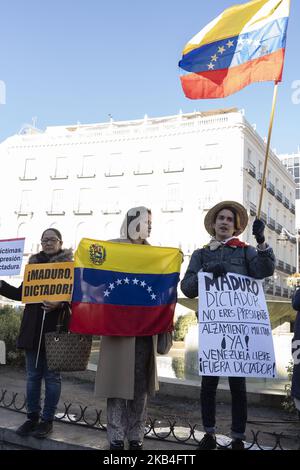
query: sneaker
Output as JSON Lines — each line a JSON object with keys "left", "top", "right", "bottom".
{"left": 16, "top": 419, "right": 39, "bottom": 437}
{"left": 31, "top": 420, "right": 53, "bottom": 439}
{"left": 129, "top": 440, "right": 143, "bottom": 450}
{"left": 110, "top": 440, "right": 124, "bottom": 450}
{"left": 231, "top": 438, "right": 245, "bottom": 450}
{"left": 198, "top": 433, "right": 217, "bottom": 450}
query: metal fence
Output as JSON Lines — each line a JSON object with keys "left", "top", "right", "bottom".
{"left": 1, "top": 389, "right": 299, "bottom": 450}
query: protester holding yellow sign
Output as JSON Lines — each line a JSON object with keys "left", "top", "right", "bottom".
{"left": 0, "top": 228, "right": 73, "bottom": 439}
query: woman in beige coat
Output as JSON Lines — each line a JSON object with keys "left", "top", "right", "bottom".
{"left": 95, "top": 206, "right": 159, "bottom": 450}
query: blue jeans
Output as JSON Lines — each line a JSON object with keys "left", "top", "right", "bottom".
{"left": 200, "top": 375, "right": 247, "bottom": 440}
{"left": 291, "top": 312, "right": 300, "bottom": 400}
{"left": 25, "top": 349, "right": 61, "bottom": 422}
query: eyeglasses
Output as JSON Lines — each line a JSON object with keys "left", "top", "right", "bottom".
{"left": 41, "top": 237, "right": 61, "bottom": 244}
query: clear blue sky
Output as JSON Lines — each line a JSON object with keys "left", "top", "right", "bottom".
{"left": 0, "top": 0, "right": 299, "bottom": 153}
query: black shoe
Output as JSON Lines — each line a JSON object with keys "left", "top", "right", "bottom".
{"left": 110, "top": 440, "right": 124, "bottom": 450}
{"left": 16, "top": 419, "right": 39, "bottom": 437}
{"left": 31, "top": 420, "right": 53, "bottom": 439}
{"left": 129, "top": 440, "right": 143, "bottom": 450}
{"left": 198, "top": 433, "right": 217, "bottom": 450}
{"left": 231, "top": 438, "right": 245, "bottom": 450}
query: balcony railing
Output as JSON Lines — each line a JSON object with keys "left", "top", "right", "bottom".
{"left": 276, "top": 260, "right": 284, "bottom": 271}
{"left": 267, "top": 218, "right": 276, "bottom": 230}
{"left": 275, "top": 286, "right": 282, "bottom": 296}
{"left": 260, "top": 211, "right": 267, "bottom": 224}
{"left": 282, "top": 288, "right": 289, "bottom": 298}
{"left": 249, "top": 202, "right": 257, "bottom": 216}
{"left": 247, "top": 162, "right": 256, "bottom": 178}
{"left": 290, "top": 203, "right": 295, "bottom": 214}
{"left": 275, "top": 223, "right": 283, "bottom": 234}
{"left": 276, "top": 190, "right": 283, "bottom": 202}
{"left": 161, "top": 201, "right": 183, "bottom": 213}
{"left": 283, "top": 197, "right": 290, "bottom": 209}
{"left": 267, "top": 181, "right": 275, "bottom": 196}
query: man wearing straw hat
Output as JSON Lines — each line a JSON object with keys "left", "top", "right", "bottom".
{"left": 181, "top": 201, "right": 275, "bottom": 450}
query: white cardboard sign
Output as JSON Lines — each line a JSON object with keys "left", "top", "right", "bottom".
{"left": 0, "top": 238, "right": 25, "bottom": 276}
{"left": 198, "top": 272, "right": 276, "bottom": 378}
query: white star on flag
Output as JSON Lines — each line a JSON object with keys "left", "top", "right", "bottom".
{"left": 211, "top": 54, "right": 217, "bottom": 62}
{"left": 104, "top": 290, "right": 110, "bottom": 297}
{"left": 147, "top": 286, "right": 152, "bottom": 293}
{"left": 116, "top": 279, "right": 122, "bottom": 285}
{"left": 151, "top": 293, "right": 156, "bottom": 300}
{"left": 226, "top": 40, "right": 234, "bottom": 48}
{"left": 124, "top": 278, "right": 130, "bottom": 284}
{"left": 218, "top": 46, "right": 225, "bottom": 54}
{"left": 133, "top": 278, "right": 139, "bottom": 285}
{"left": 109, "top": 283, "right": 115, "bottom": 290}
{"left": 207, "top": 63, "right": 214, "bottom": 70}
{"left": 140, "top": 281, "right": 146, "bottom": 287}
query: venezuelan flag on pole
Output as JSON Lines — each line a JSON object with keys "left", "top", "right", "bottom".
{"left": 69, "top": 239, "right": 182, "bottom": 336}
{"left": 179, "top": 0, "right": 290, "bottom": 99}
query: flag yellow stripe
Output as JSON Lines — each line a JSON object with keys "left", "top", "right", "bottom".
{"left": 75, "top": 238, "right": 182, "bottom": 274}
{"left": 183, "top": 0, "right": 276, "bottom": 55}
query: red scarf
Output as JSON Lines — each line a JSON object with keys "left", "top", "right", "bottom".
{"left": 225, "top": 238, "right": 247, "bottom": 248}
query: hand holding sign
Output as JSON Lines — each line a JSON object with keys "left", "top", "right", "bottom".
{"left": 203, "top": 261, "right": 228, "bottom": 278}
{"left": 42, "top": 301, "right": 64, "bottom": 312}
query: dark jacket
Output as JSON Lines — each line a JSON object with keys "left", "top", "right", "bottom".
{"left": 0, "top": 248, "right": 73, "bottom": 350}
{"left": 291, "top": 289, "right": 300, "bottom": 400}
{"left": 181, "top": 244, "right": 276, "bottom": 299}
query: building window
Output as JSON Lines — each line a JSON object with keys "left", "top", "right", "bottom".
{"left": 162, "top": 183, "right": 183, "bottom": 212}
{"left": 134, "top": 151, "right": 153, "bottom": 175}
{"left": 47, "top": 189, "right": 65, "bottom": 215}
{"left": 102, "top": 187, "right": 121, "bottom": 214}
{"left": 134, "top": 185, "right": 151, "bottom": 207}
{"left": 200, "top": 144, "right": 222, "bottom": 170}
{"left": 77, "top": 155, "right": 96, "bottom": 178}
{"left": 199, "top": 180, "right": 220, "bottom": 210}
{"left": 105, "top": 153, "right": 124, "bottom": 177}
{"left": 164, "top": 148, "right": 184, "bottom": 173}
{"left": 74, "top": 188, "right": 93, "bottom": 215}
{"left": 17, "top": 190, "right": 33, "bottom": 215}
{"left": 20, "top": 158, "right": 37, "bottom": 180}
{"left": 51, "top": 157, "right": 68, "bottom": 179}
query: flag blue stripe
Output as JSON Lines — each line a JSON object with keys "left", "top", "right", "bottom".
{"left": 72, "top": 267, "right": 179, "bottom": 306}
{"left": 179, "top": 17, "right": 288, "bottom": 73}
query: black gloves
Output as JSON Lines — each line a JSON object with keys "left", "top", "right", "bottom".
{"left": 203, "top": 262, "right": 228, "bottom": 278}
{"left": 252, "top": 218, "right": 265, "bottom": 244}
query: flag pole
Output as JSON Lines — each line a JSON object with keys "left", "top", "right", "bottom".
{"left": 257, "top": 82, "right": 279, "bottom": 219}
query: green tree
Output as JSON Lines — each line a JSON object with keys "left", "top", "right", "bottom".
{"left": 0, "top": 305, "right": 24, "bottom": 366}
{"left": 174, "top": 312, "right": 197, "bottom": 341}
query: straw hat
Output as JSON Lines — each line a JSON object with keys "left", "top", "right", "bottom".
{"left": 204, "top": 201, "right": 248, "bottom": 237}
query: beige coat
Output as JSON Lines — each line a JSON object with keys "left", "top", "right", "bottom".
{"left": 94, "top": 238, "right": 159, "bottom": 400}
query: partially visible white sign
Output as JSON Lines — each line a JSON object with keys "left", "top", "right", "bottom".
{"left": 0, "top": 238, "right": 25, "bottom": 276}
{"left": 198, "top": 272, "right": 276, "bottom": 378}
{"left": 0, "top": 340, "right": 6, "bottom": 364}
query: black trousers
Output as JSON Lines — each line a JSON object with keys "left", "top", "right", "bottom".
{"left": 200, "top": 375, "right": 247, "bottom": 438}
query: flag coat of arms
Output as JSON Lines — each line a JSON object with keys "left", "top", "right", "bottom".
{"left": 69, "top": 239, "right": 182, "bottom": 336}
{"left": 179, "top": 0, "right": 290, "bottom": 99}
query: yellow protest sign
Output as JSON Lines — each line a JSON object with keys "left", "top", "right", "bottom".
{"left": 22, "top": 262, "right": 74, "bottom": 303}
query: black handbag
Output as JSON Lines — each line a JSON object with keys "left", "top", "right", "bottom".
{"left": 45, "top": 306, "right": 92, "bottom": 372}
{"left": 157, "top": 331, "right": 173, "bottom": 355}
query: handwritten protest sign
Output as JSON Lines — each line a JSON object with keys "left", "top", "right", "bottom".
{"left": 198, "top": 272, "right": 276, "bottom": 378}
{"left": 0, "top": 238, "right": 25, "bottom": 276}
{"left": 22, "top": 262, "right": 74, "bottom": 303}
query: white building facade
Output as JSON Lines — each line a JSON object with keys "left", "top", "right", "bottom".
{"left": 0, "top": 108, "right": 296, "bottom": 297}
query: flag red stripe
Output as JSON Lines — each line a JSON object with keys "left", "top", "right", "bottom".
{"left": 69, "top": 302, "right": 175, "bottom": 336}
{"left": 180, "top": 49, "right": 285, "bottom": 99}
